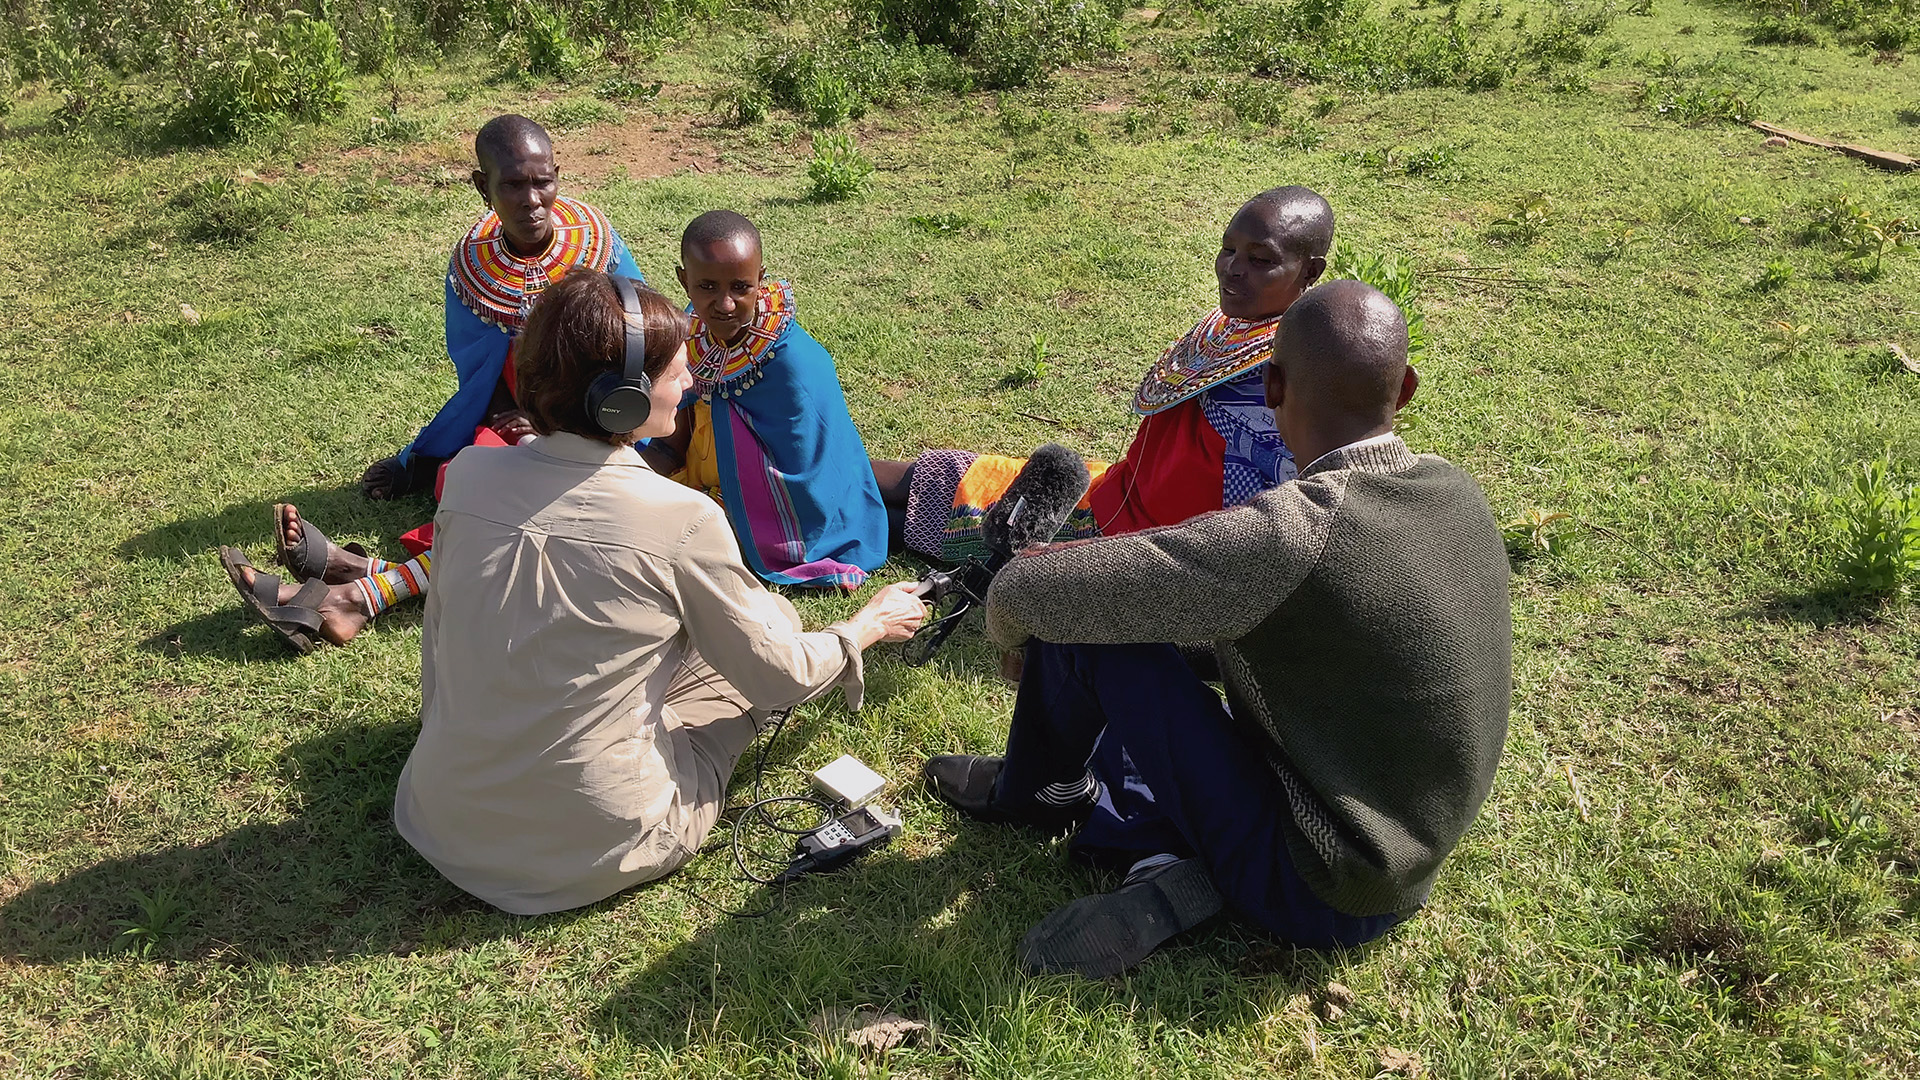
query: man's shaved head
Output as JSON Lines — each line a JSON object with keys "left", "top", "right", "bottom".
{"left": 1274, "top": 280, "right": 1410, "bottom": 426}
{"left": 475, "top": 114, "right": 553, "bottom": 174}
{"left": 681, "top": 209, "right": 762, "bottom": 262}
{"left": 1237, "top": 185, "right": 1335, "bottom": 259}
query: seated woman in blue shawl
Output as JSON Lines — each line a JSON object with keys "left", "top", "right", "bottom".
{"left": 361, "top": 113, "right": 643, "bottom": 500}
{"left": 230, "top": 208, "right": 885, "bottom": 652}
{"left": 647, "top": 211, "right": 888, "bottom": 590}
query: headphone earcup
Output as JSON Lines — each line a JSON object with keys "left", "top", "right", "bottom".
{"left": 587, "top": 369, "right": 653, "bottom": 434}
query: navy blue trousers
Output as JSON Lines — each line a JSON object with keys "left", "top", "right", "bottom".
{"left": 992, "top": 639, "right": 1406, "bottom": 949}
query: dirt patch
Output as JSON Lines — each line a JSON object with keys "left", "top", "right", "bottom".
{"left": 293, "top": 112, "right": 726, "bottom": 188}
{"left": 554, "top": 113, "right": 725, "bottom": 184}
{"left": 1088, "top": 100, "right": 1132, "bottom": 115}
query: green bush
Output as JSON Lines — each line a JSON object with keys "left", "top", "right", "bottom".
{"left": 1746, "top": 15, "right": 1821, "bottom": 44}
{"left": 1206, "top": 0, "right": 1612, "bottom": 90}
{"left": 173, "top": 176, "right": 295, "bottom": 244}
{"left": 1825, "top": 459, "right": 1919, "bottom": 597}
{"left": 1641, "top": 77, "right": 1758, "bottom": 124}
{"left": 744, "top": 30, "right": 971, "bottom": 125}
{"left": 805, "top": 131, "right": 875, "bottom": 201}
{"left": 171, "top": 11, "right": 349, "bottom": 142}
{"left": 523, "top": 5, "right": 589, "bottom": 78}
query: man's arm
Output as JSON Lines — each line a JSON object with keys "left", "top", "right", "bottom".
{"left": 984, "top": 472, "right": 1349, "bottom": 648}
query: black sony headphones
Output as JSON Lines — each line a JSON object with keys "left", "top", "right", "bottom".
{"left": 585, "top": 275, "right": 653, "bottom": 434}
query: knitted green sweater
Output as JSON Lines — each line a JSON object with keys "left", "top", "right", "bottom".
{"left": 984, "top": 436, "right": 1511, "bottom": 917}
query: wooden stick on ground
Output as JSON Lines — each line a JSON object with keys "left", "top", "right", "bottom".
{"left": 1751, "top": 120, "right": 1918, "bottom": 172}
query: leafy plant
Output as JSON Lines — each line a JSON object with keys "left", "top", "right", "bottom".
{"left": 173, "top": 175, "right": 294, "bottom": 244}
{"left": 597, "top": 76, "right": 663, "bottom": 102}
{"left": 1594, "top": 226, "right": 1644, "bottom": 262}
{"left": 1826, "top": 458, "right": 1920, "bottom": 596}
{"left": 1642, "top": 78, "right": 1758, "bottom": 124}
{"left": 1746, "top": 15, "right": 1820, "bottom": 44}
{"left": 1503, "top": 508, "right": 1574, "bottom": 559}
{"left": 805, "top": 132, "right": 875, "bottom": 201}
{"left": 1806, "top": 195, "right": 1915, "bottom": 277}
{"left": 1004, "top": 332, "right": 1051, "bottom": 384}
{"left": 1489, "top": 192, "right": 1552, "bottom": 244}
{"left": 1768, "top": 318, "right": 1813, "bottom": 359}
{"left": 170, "top": 11, "right": 350, "bottom": 141}
{"left": 1754, "top": 258, "right": 1794, "bottom": 291}
{"left": 522, "top": 5, "right": 590, "bottom": 78}
{"left": 543, "top": 97, "right": 620, "bottom": 129}
{"left": 349, "top": 106, "right": 427, "bottom": 146}
{"left": 1327, "top": 249, "right": 1427, "bottom": 364}
{"left": 112, "top": 888, "right": 192, "bottom": 956}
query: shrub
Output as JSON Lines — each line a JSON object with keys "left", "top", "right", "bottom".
{"left": 1746, "top": 15, "right": 1821, "bottom": 44}
{"left": 173, "top": 175, "right": 294, "bottom": 244}
{"left": 1733, "top": 0, "right": 1915, "bottom": 48}
{"left": 523, "top": 5, "right": 589, "bottom": 78}
{"left": 1641, "top": 77, "right": 1758, "bottom": 124}
{"left": 805, "top": 131, "right": 875, "bottom": 201}
{"left": 170, "top": 11, "right": 349, "bottom": 142}
{"left": 542, "top": 97, "right": 621, "bottom": 128}
{"left": 744, "top": 30, "right": 971, "bottom": 124}
{"left": 1826, "top": 459, "right": 1919, "bottom": 596}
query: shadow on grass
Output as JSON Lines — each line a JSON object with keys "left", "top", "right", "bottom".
{"left": 117, "top": 487, "right": 434, "bottom": 567}
{"left": 0, "top": 719, "right": 553, "bottom": 965}
{"left": 1747, "top": 581, "right": 1899, "bottom": 627}
{"left": 592, "top": 816, "right": 1391, "bottom": 1054}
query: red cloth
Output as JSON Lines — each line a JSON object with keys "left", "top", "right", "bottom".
{"left": 1086, "top": 398, "right": 1225, "bottom": 537}
{"left": 398, "top": 426, "right": 511, "bottom": 556}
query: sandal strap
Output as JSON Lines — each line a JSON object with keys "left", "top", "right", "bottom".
{"left": 263, "top": 578, "right": 329, "bottom": 634}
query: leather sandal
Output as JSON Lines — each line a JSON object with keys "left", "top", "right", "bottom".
{"left": 221, "top": 546, "right": 329, "bottom": 654}
{"left": 273, "top": 504, "right": 367, "bottom": 584}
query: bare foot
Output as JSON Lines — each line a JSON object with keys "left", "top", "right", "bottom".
{"left": 279, "top": 503, "right": 373, "bottom": 584}
{"left": 237, "top": 563, "right": 369, "bottom": 646}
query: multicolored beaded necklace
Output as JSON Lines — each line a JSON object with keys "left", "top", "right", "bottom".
{"left": 1131, "top": 307, "right": 1283, "bottom": 417}
{"left": 688, "top": 279, "right": 794, "bottom": 400}
{"left": 448, "top": 196, "right": 616, "bottom": 335}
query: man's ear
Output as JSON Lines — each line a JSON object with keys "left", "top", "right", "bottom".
{"left": 1395, "top": 365, "right": 1420, "bottom": 411}
{"left": 674, "top": 265, "right": 689, "bottom": 294}
{"left": 1263, "top": 357, "right": 1286, "bottom": 411}
{"left": 1300, "top": 255, "right": 1327, "bottom": 288}
{"left": 470, "top": 169, "right": 490, "bottom": 205}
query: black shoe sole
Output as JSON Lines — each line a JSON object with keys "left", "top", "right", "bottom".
{"left": 1018, "top": 859, "right": 1224, "bottom": 979}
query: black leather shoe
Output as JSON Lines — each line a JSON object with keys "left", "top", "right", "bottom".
{"left": 922, "top": 755, "right": 1008, "bottom": 820}
{"left": 922, "top": 755, "right": 1095, "bottom": 833}
{"left": 1018, "top": 857, "right": 1224, "bottom": 979}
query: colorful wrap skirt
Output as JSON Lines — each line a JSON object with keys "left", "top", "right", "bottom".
{"left": 902, "top": 449, "right": 1112, "bottom": 563}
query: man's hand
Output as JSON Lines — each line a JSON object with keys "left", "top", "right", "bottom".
{"left": 488, "top": 409, "right": 537, "bottom": 444}
{"left": 998, "top": 647, "right": 1025, "bottom": 685}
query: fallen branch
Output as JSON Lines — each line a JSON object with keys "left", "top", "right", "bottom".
{"left": 1751, "top": 120, "right": 1917, "bottom": 172}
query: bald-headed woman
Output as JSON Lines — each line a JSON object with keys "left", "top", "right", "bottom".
{"left": 393, "top": 271, "right": 927, "bottom": 914}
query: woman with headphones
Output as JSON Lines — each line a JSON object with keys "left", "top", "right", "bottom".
{"left": 390, "top": 270, "right": 928, "bottom": 915}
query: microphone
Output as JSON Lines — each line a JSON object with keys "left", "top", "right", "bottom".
{"left": 902, "top": 444, "right": 1091, "bottom": 664}
{"left": 981, "top": 442, "right": 1092, "bottom": 568}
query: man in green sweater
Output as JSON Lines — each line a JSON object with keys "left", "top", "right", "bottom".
{"left": 925, "top": 280, "right": 1512, "bottom": 978}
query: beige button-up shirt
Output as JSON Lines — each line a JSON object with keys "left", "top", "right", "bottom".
{"left": 394, "top": 433, "right": 865, "bottom": 914}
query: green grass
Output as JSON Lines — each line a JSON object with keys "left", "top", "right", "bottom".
{"left": 3, "top": 1, "right": 1920, "bottom": 1075}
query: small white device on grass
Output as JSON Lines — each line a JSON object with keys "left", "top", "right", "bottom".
{"left": 810, "top": 754, "right": 888, "bottom": 810}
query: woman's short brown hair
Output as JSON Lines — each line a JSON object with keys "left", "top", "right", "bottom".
{"left": 514, "top": 270, "right": 690, "bottom": 444}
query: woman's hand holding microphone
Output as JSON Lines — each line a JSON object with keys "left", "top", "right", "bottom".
{"left": 835, "top": 582, "right": 932, "bottom": 649}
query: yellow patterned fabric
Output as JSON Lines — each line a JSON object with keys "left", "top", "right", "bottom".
{"left": 670, "top": 400, "right": 723, "bottom": 501}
